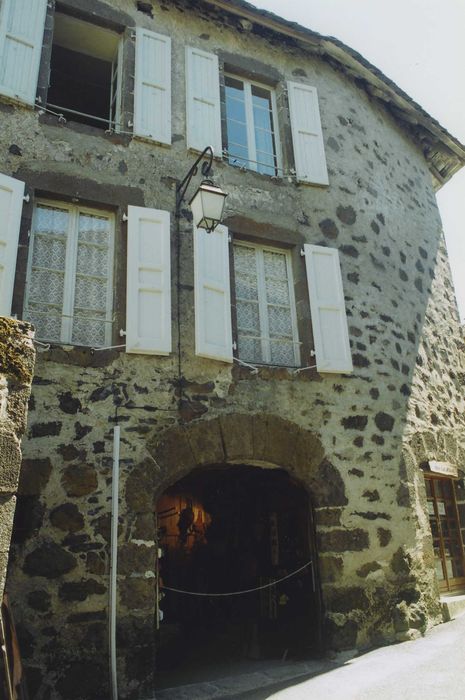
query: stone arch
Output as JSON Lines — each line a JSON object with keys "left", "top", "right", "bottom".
{"left": 142, "top": 413, "right": 348, "bottom": 509}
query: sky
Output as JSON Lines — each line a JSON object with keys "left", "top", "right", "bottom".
{"left": 252, "top": 0, "right": 465, "bottom": 321}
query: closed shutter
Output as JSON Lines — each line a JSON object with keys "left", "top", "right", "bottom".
{"left": 288, "top": 82, "right": 328, "bottom": 185}
{"left": 0, "top": 0, "right": 47, "bottom": 105}
{"left": 194, "top": 225, "right": 232, "bottom": 362}
{"left": 185, "top": 46, "right": 222, "bottom": 155}
{"left": 134, "top": 27, "right": 171, "bottom": 144}
{"left": 0, "top": 173, "right": 24, "bottom": 316}
{"left": 126, "top": 206, "right": 171, "bottom": 355}
{"left": 304, "top": 244, "right": 352, "bottom": 373}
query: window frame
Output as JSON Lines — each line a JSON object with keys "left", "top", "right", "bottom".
{"left": 224, "top": 73, "right": 283, "bottom": 177}
{"left": 232, "top": 239, "right": 301, "bottom": 367}
{"left": 24, "top": 198, "right": 115, "bottom": 347}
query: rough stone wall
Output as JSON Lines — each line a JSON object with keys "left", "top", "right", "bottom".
{"left": 0, "top": 0, "right": 463, "bottom": 698}
{"left": 0, "top": 317, "right": 35, "bottom": 600}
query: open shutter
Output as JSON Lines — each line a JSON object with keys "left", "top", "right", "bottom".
{"left": 126, "top": 206, "right": 171, "bottom": 355}
{"left": 134, "top": 28, "right": 171, "bottom": 144}
{"left": 194, "top": 225, "right": 232, "bottom": 362}
{"left": 0, "top": 173, "right": 24, "bottom": 316}
{"left": 0, "top": 0, "right": 47, "bottom": 105}
{"left": 304, "top": 244, "right": 352, "bottom": 373}
{"left": 288, "top": 82, "right": 328, "bottom": 185}
{"left": 185, "top": 47, "right": 222, "bottom": 155}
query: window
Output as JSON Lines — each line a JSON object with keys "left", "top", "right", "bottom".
{"left": 47, "top": 12, "right": 122, "bottom": 129}
{"left": 224, "top": 76, "right": 281, "bottom": 176}
{"left": 24, "top": 201, "right": 114, "bottom": 347}
{"left": 233, "top": 242, "right": 299, "bottom": 366}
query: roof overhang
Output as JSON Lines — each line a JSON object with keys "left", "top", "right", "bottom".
{"left": 204, "top": 0, "right": 465, "bottom": 190}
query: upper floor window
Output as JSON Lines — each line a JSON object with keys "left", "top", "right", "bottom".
{"left": 23, "top": 201, "right": 114, "bottom": 347}
{"left": 233, "top": 241, "right": 299, "bottom": 366}
{"left": 224, "top": 76, "right": 281, "bottom": 176}
{"left": 47, "top": 12, "right": 122, "bottom": 130}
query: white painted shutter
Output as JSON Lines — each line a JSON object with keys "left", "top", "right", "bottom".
{"left": 288, "top": 82, "right": 328, "bottom": 185}
{"left": 0, "top": 173, "right": 24, "bottom": 316}
{"left": 185, "top": 47, "right": 222, "bottom": 155}
{"left": 0, "top": 0, "right": 47, "bottom": 105}
{"left": 134, "top": 28, "right": 171, "bottom": 144}
{"left": 194, "top": 225, "right": 232, "bottom": 362}
{"left": 126, "top": 206, "right": 171, "bottom": 355}
{"left": 304, "top": 244, "right": 352, "bottom": 373}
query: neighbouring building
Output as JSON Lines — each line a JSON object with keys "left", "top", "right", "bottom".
{"left": 0, "top": 0, "right": 465, "bottom": 698}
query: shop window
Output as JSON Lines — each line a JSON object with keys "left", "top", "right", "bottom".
{"left": 47, "top": 12, "right": 122, "bottom": 129}
{"left": 233, "top": 241, "right": 300, "bottom": 366}
{"left": 23, "top": 200, "right": 115, "bottom": 347}
{"left": 224, "top": 75, "right": 282, "bottom": 176}
{"left": 425, "top": 475, "right": 465, "bottom": 592}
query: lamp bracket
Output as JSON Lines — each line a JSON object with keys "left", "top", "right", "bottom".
{"left": 175, "top": 146, "right": 214, "bottom": 217}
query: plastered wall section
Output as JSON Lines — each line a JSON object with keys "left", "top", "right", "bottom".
{"left": 0, "top": 0, "right": 463, "bottom": 697}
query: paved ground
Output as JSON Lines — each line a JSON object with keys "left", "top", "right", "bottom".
{"left": 153, "top": 613, "right": 465, "bottom": 699}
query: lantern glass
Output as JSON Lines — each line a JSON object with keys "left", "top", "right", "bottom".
{"left": 189, "top": 182, "right": 227, "bottom": 232}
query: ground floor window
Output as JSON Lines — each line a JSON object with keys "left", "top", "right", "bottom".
{"left": 425, "top": 475, "right": 465, "bottom": 592}
{"left": 23, "top": 200, "right": 115, "bottom": 347}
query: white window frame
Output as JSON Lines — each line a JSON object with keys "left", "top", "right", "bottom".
{"left": 233, "top": 241, "right": 300, "bottom": 366}
{"left": 24, "top": 199, "right": 115, "bottom": 347}
{"left": 224, "top": 74, "right": 282, "bottom": 176}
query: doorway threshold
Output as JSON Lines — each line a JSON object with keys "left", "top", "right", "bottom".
{"left": 440, "top": 591, "right": 465, "bottom": 622}
{"left": 151, "top": 658, "right": 336, "bottom": 700}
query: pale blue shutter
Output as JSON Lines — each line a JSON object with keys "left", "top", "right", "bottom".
{"left": 126, "top": 206, "right": 172, "bottom": 355}
{"left": 0, "top": 173, "right": 24, "bottom": 316}
{"left": 288, "top": 82, "right": 328, "bottom": 185}
{"left": 134, "top": 28, "right": 171, "bottom": 144}
{"left": 185, "top": 46, "right": 222, "bottom": 155}
{"left": 194, "top": 225, "right": 232, "bottom": 362}
{"left": 0, "top": 0, "right": 47, "bottom": 105}
{"left": 304, "top": 244, "right": 352, "bottom": 373}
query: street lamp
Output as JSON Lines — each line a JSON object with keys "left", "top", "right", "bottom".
{"left": 175, "top": 146, "right": 227, "bottom": 233}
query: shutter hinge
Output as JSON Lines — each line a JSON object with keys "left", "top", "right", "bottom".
{"left": 23, "top": 194, "right": 30, "bottom": 203}
{"left": 127, "top": 120, "right": 133, "bottom": 128}
{"left": 232, "top": 341, "right": 237, "bottom": 350}
{"left": 300, "top": 248, "right": 306, "bottom": 257}
{"left": 122, "top": 213, "right": 128, "bottom": 222}
{"left": 119, "top": 329, "right": 127, "bottom": 337}
{"left": 228, "top": 233, "right": 232, "bottom": 243}
{"left": 310, "top": 349, "right": 316, "bottom": 357}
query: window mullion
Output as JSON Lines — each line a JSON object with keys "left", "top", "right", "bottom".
{"left": 61, "top": 206, "right": 79, "bottom": 343}
{"left": 256, "top": 248, "right": 270, "bottom": 362}
{"left": 244, "top": 82, "right": 257, "bottom": 171}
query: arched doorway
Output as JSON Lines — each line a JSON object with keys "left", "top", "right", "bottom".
{"left": 154, "top": 464, "right": 321, "bottom": 684}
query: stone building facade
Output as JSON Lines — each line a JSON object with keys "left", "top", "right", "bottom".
{"left": 0, "top": 0, "right": 465, "bottom": 698}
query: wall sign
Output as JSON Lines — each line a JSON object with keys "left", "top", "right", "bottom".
{"left": 428, "top": 461, "right": 458, "bottom": 478}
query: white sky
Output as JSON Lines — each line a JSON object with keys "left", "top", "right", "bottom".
{"left": 251, "top": 0, "right": 465, "bottom": 321}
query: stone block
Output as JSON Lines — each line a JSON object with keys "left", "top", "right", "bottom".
{"left": 23, "top": 543, "right": 77, "bottom": 578}
{"left": 149, "top": 426, "right": 196, "bottom": 476}
{"left": 318, "top": 528, "right": 369, "bottom": 552}
{"left": 17, "top": 457, "right": 52, "bottom": 495}
{"left": 118, "top": 543, "right": 156, "bottom": 575}
{"left": 219, "top": 413, "right": 253, "bottom": 462}
{"left": 0, "top": 432, "right": 21, "bottom": 491}
{"left": 119, "top": 577, "right": 155, "bottom": 611}
{"left": 62, "top": 464, "right": 98, "bottom": 497}
{"left": 185, "top": 418, "right": 224, "bottom": 467}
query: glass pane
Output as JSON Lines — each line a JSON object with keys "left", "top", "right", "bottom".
{"left": 268, "top": 305, "right": 293, "bottom": 338}
{"left": 237, "top": 335, "right": 263, "bottom": 364}
{"left": 35, "top": 205, "right": 69, "bottom": 235}
{"left": 72, "top": 212, "right": 112, "bottom": 345}
{"left": 25, "top": 310, "right": 62, "bottom": 342}
{"left": 270, "top": 340, "right": 295, "bottom": 367}
{"left": 236, "top": 300, "right": 260, "bottom": 334}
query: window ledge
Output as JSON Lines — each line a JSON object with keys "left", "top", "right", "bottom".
{"left": 232, "top": 362, "right": 320, "bottom": 381}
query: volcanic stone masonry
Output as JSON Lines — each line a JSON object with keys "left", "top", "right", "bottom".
{"left": 0, "top": 0, "right": 464, "bottom": 698}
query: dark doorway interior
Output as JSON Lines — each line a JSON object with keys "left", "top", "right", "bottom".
{"left": 155, "top": 466, "right": 320, "bottom": 686}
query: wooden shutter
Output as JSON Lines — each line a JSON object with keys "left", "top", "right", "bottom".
{"left": 134, "top": 27, "right": 171, "bottom": 144}
{"left": 185, "top": 46, "right": 222, "bottom": 155}
{"left": 0, "top": 173, "right": 24, "bottom": 316}
{"left": 126, "top": 206, "right": 171, "bottom": 355}
{"left": 194, "top": 225, "right": 232, "bottom": 362}
{"left": 288, "top": 82, "right": 328, "bottom": 185}
{"left": 304, "top": 244, "right": 352, "bottom": 373}
{"left": 0, "top": 0, "right": 47, "bottom": 105}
